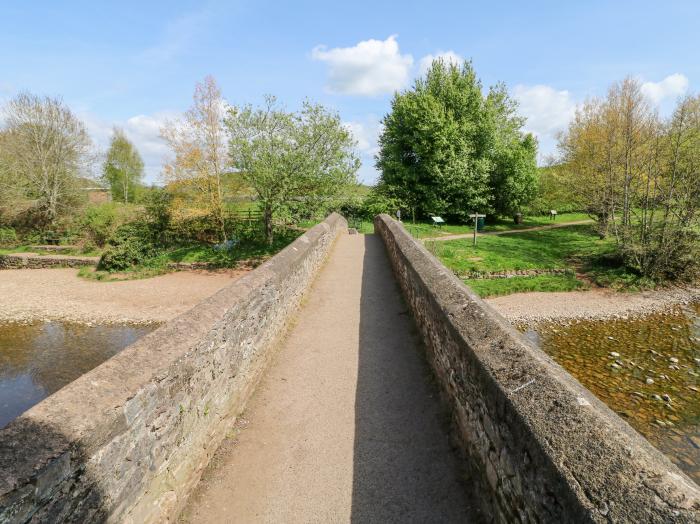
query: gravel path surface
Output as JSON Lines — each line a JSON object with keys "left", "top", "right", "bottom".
{"left": 182, "top": 234, "right": 478, "bottom": 523}
{"left": 0, "top": 268, "right": 244, "bottom": 324}
{"left": 486, "top": 286, "right": 700, "bottom": 326}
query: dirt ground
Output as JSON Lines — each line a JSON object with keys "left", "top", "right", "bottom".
{"left": 0, "top": 268, "right": 245, "bottom": 324}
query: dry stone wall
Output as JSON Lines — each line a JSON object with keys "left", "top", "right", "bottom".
{"left": 0, "top": 213, "right": 347, "bottom": 523}
{"left": 375, "top": 214, "right": 700, "bottom": 523}
{"left": 0, "top": 253, "right": 98, "bottom": 269}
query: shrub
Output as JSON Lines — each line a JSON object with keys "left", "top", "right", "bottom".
{"left": 76, "top": 202, "right": 138, "bottom": 247}
{"left": 0, "top": 227, "right": 17, "bottom": 247}
{"left": 98, "top": 223, "right": 157, "bottom": 271}
{"left": 81, "top": 204, "right": 118, "bottom": 247}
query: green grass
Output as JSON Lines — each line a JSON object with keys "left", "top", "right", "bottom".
{"left": 427, "top": 223, "right": 655, "bottom": 297}
{"left": 78, "top": 228, "right": 303, "bottom": 282}
{"left": 464, "top": 274, "right": 588, "bottom": 298}
{"left": 427, "top": 224, "right": 613, "bottom": 274}
{"left": 165, "top": 229, "right": 303, "bottom": 265}
{"left": 404, "top": 212, "right": 591, "bottom": 238}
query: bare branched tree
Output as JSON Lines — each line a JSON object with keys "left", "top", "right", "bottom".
{"left": 161, "top": 76, "right": 229, "bottom": 242}
{"left": 1, "top": 92, "right": 92, "bottom": 227}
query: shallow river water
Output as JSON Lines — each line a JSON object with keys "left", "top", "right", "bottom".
{"left": 0, "top": 321, "right": 158, "bottom": 429}
{"left": 525, "top": 303, "right": 700, "bottom": 484}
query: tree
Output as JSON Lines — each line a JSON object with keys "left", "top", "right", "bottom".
{"left": 376, "top": 59, "right": 538, "bottom": 222}
{"left": 226, "top": 96, "right": 359, "bottom": 244}
{"left": 102, "top": 128, "right": 144, "bottom": 203}
{"left": 161, "top": 75, "right": 229, "bottom": 242}
{"left": 0, "top": 92, "right": 92, "bottom": 227}
{"left": 559, "top": 77, "right": 700, "bottom": 280}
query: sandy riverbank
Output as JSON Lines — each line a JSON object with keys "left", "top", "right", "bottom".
{"left": 0, "top": 268, "right": 245, "bottom": 325}
{"left": 486, "top": 286, "right": 700, "bottom": 326}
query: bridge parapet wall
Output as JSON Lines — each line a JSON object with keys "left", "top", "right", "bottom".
{"left": 0, "top": 213, "right": 347, "bottom": 523}
{"left": 375, "top": 214, "right": 699, "bottom": 523}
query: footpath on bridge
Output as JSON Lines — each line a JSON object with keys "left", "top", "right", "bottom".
{"left": 181, "top": 232, "right": 478, "bottom": 523}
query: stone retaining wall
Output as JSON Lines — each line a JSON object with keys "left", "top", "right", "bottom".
{"left": 0, "top": 213, "right": 347, "bottom": 523}
{"left": 0, "top": 253, "right": 98, "bottom": 269}
{"left": 374, "top": 214, "right": 699, "bottom": 523}
{"left": 461, "top": 268, "right": 573, "bottom": 280}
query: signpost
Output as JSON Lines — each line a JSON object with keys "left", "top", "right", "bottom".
{"left": 469, "top": 213, "right": 486, "bottom": 246}
{"left": 431, "top": 216, "right": 445, "bottom": 228}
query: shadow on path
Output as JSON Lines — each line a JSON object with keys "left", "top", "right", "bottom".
{"left": 351, "top": 235, "right": 483, "bottom": 523}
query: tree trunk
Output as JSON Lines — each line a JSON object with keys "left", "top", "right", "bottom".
{"left": 264, "top": 205, "right": 274, "bottom": 245}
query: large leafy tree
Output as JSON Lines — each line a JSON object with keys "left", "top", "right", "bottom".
{"left": 376, "top": 60, "right": 537, "bottom": 221}
{"left": 102, "top": 128, "right": 144, "bottom": 203}
{"left": 226, "top": 96, "right": 359, "bottom": 244}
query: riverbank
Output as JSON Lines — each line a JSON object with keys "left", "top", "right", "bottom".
{"left": 486, "top": 286, "right": 700, "bottom": 327}
{"left": 0, "top": 268, "right": 244, "bottom": 325}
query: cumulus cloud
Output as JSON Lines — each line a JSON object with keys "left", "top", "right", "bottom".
{"left": 418, "top": 50, "right": 464, "bottom": 76}
{"left": 312, "top": 36, "right": 413, "bottom": 96}
{"left": 81, "top": 111, "right": 173, "bottom": 184}
{"left": 513, "top": 84, "right": 578, "bottom": 139}
{"left": 641, "top": 73, "right": 689, "bottom": 104}
{"left": 512, "top": 84, "right": 579, "bottom": 163}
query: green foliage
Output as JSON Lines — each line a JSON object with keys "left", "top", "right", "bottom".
{"left": 376, "top": 59, "right": 538, "bottom": 221}
{"left": 227, "top": 96, "right": 359, "bottom": 243}
{"left": 98, "top": 223, "right": 157, "bottom": 271}
{"left": 525, "top": 165, "right": 583, "bottom": 215}
{"left": 0, "top": 227, "right": 17, "bottom": 247}
{"left": 102, "top": 128, "right": 144, "bottom": 203}
{"left": 142, "top": 189, "right": 173, "bottom": 243}
{"left": 80, "top": 204, "right": 119, "bottom": 247}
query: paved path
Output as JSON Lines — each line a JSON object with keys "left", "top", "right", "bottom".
{"left": 181, "top": 233, "right": 479, "bottom": 523}
{"left": 422, "top": 219, "right": 594, "bottom": 242}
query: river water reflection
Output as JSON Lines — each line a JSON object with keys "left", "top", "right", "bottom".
{"left": 525, "top": 303, "right": 700, "bottom": 484}
{"left": 0, "top": 321, "right": 158, "bottom": 428}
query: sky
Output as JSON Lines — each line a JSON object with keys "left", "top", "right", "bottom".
{"left": 1, "top": 0, "right": 698, "bottom": 184}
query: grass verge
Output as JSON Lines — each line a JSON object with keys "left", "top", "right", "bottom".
{"left": 464, "top": 274, "right": 588, "bottom": 298}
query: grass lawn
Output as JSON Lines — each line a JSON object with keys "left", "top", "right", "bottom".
{"left": 79, "top": 228, "right": 303, "bottom": 282}
{"left": 465, "top": 274, "right": 588, "bottom": 298}
{"left": 404, "top": 212, "right": 591, "bottom": 239}
{"left": 165, "top": 229, "right": 302, "bottom": 265}
{"left": 426, "top": 223, "right": 653, "bottom": 297}
{"left": 428, "top": 224, "right": 613, "bottom": 274}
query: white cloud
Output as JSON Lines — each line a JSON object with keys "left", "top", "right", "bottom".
{"left": 312, "top": 35, "right": 413, "bottom": 96}
{"left": 344, "top": 115, "right": 382, "bottom": 183}
{"left": 641, "top": 73, "right": 688, "bottom": 104}
{"left": 513, "top": 84, "right": 577, "bottom": 139}
{"left": 512, "top": 84, "right": 579, "bottom": 163}
{"left": 418, "top": 51, "right": 463, "bottom": 76}
{"left": 81, "top": 111, "right": 173, "bottom": 184}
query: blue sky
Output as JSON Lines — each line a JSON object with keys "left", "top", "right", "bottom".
{"left": 1, "top": 0, "right": 698, "bottom": 184}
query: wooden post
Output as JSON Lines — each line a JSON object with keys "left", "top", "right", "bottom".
{"left": 469, "top": 213, "right": 486, "bottom": 246}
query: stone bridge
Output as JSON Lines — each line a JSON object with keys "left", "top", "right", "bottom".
{"left": 0, "top": 214, "right": 698, "bottom": 523}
